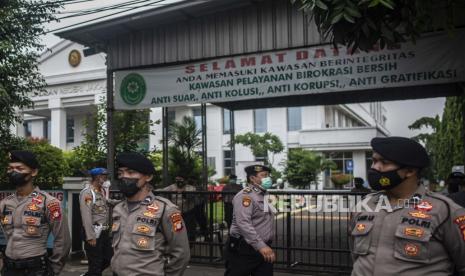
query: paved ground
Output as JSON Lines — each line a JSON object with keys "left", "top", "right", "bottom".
{"left": 62, "top": 259, "right": 303, "bottom": 276}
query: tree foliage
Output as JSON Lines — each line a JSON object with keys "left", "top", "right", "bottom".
{"left": 283, "top": 148, "right": 336, "bottom": 189}
{"left": 409, "top": 96, "right": 465, "bottom": 181}
{"left": 167, "top": 116, "right": 214, "bottom": 186}
{"left": 235, "top": 132, "right": 285, "bottom": 180}
{"left": 69, "top": 102, "right": 158, "bottom": 175}
{"left": 0, "top": 138, "right": 68, "bottom": 190}
{"left": 292, "top": 0, "right": 463, "bottom": 51}
{"left": 234, "top": 132, "right": 284, "bottom": 166}
{"left": 0, "top": 0, "right": 60, "bottom": 140}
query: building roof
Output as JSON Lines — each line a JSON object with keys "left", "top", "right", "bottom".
{"left": 55, "top": 0, "right": 254, "bottom": 49}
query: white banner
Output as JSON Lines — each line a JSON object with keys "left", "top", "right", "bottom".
{"left": 114, "top": 31, "right": 465, "bottom": 109}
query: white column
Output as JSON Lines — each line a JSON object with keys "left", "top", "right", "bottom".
{"left": 149, "top": 107, "right": 163, "bottom": 150}
{"left": 49, "top": 98, "right": 66, "bottom": 149}
{"left": 267, "top": 107, "right": 287, "bottom": 171}
{"left": 353, "top": 150, "right": 367, "bottom": 180}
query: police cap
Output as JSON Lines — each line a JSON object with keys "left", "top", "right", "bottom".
{"left": 89, "top": 167, "right": 108, "bottom": 176}
{"left": 245, "top": 165, "right": 271, "bottom": 175}
{"left": 116, "top": 152, "right": 155, "bottom": 175}
{"left": 371, "top": 137, "right": 429, "bottom": 168}
{"left": 448, "top": 171, "right": 465, "bottom": 179}
{"left": 8, "top": 150, "right": 39, "bottom": 169}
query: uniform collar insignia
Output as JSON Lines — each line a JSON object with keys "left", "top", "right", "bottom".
{"left": 142, "top": 195, "right": 153, "bottom": 205}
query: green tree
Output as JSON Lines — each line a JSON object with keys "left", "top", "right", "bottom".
{"left": 292, "top": 0, "right": 463, "bottom": 51}
{"left": 0, "top": 1, "right": 60, "bottom": 140}
{"left": 0, "top": 138, "right": 68, "bottom": 190}
{"left": 283, "top": 148, "right": 336, "bottom": 189}
{"left": 234, "top": 132, "right": 284, "bottom": 166}
{"left": 70, "top": 102, "right": 158, "bottom": 175}
{"left": 408, "top": 115, "right": 441, "bottom": 181}
{"left": 166, "top": 116, "right": 214, "bottom": 186}
{"left": 235, "top": 132, "right": 285, "bottom": 180}
{"left": 408, "top": 96, "right": 465, "bottom": 181}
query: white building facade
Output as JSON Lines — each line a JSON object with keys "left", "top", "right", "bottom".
{"left": 15, "top": 40, "right": 388, "bottom": 189}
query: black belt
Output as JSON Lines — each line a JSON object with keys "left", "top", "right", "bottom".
{"left": 233, "top": 235, "right": 272, "bottom": 247}
{"left": 4, "top": 254, "right": 48, "bottom": 270}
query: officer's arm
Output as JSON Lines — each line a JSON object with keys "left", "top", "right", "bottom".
{"left": 161, "top": 205, "right": 190, "bottom": 276}
{"left": 443, "top": 206, "right": 465, "bottom": 275}
{"left": 46, "top": 199, "right": 71, "bottom": 275}
{"left": 233, "top": 194, "right": 267, "bottom": 251}
{"left": 79, "top": 190, "right": 96, "bottom": 241}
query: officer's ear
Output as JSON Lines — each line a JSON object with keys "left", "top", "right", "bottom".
{"left": 31, "top": 168, "right": 38, "bottom": 177}
{"left": 145, "top": 174, "right": 154, "bottom": 183}
{"left": 403, "top": 167, "right": 418, "bottom": 178}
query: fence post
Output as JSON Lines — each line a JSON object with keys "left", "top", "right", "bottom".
{"left": 286, "top": 195, "right": 292, "bottom": 267}
{"left": 209, "top": 193, "right": 214, "bottom": 263}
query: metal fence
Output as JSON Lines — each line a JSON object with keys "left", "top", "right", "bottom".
{"left": 154, "top": 190, "right": 368, "bottom": 275}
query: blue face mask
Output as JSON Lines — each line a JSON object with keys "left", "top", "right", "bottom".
{"left": 260, "top": 177, "right": 273, "bottom": 190}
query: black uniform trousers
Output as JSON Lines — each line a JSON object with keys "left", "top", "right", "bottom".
{"left": 84, "top": 230, "right": 113, "bottom": 276}
{"left": 2, "top": 254, "right": 53, "bottom": 276}
{"left": 224, "top": 238, "right": 273, "bottom": 276}
{"left": 224, "top": 202, "right": 234, "bottom": 228}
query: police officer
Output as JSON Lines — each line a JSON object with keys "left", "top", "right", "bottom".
{"left": 111, "top": 152, "right": 190, "bottom": 276}
{"left": 0, "top": 150, "right": 71, "bottom": 275}
{"left": 350, "top": 137, "right": 465, "bottom": 275}
{"left": 162, "top": 176, "right": 197, "bottom": 241}
{"left": 225, "top": 165, "right": 277, "bottom": 276}
{"left": 79, "top": 168, "right": 113, "bottom": 276}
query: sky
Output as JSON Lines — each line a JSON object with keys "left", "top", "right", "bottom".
{"left": 383, "top": 98, "right": 445, "bottom": 137}
{"left": 42, "top": 0, "right": 447, "bottom": 138}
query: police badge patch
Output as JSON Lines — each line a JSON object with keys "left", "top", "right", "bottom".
{"left": 47, "top": 201, "right": 62, "bottom": 221}
{"left": 170, "top": 212, "right": 183, "bottom": 232}
{"left": 242, "top": 196, "right": 251, "bottom": 207}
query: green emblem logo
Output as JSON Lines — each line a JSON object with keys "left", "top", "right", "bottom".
{"left": 120, "top": 73, "right": 146, "bottom": 105}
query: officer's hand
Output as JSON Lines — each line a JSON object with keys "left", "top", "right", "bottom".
{"left": 259, "top": 246, "right": 275, "bottom": 263}
{"left": 87, "top": 239, "right": 97, "bottom": 247}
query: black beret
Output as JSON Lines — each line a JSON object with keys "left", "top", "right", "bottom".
{"left": 8, "top": 150, "right": 39, "bottom": 169}
{"left": 371, "top": 137, "right": 429, "bottom": 168}
{"left": 116, "top": 152, "right": 155, "bottom": 175}
{"left": 245, "top": 165, "right": 271, "bottom": 175}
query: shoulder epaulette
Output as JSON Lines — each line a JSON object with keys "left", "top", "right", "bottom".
{"left": 243, "top": 187, "right": 252, "bottom": 194}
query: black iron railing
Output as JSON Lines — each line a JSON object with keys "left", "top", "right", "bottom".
{"left": 146, "top": 190, "right": 368, "bottom": 275}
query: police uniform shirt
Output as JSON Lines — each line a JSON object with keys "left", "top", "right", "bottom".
{"left": 350, "top": 184, "right": 465, "bottom": 275}
{"left": 0, "top": 187, "right": 71, "bottom": 274}
{"left": 111, "top": 194, "right": 190, "bottom": 276}
{"left": 79, "top": 185, "right": 110, "bottom": 240}
{"left": 229, "top": 185, "right": 276, "bottom": 251}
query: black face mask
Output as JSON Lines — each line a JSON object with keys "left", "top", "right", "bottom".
{"left": 119, "top": 178, "right": 141, "bottom": 197}
{"left": 367, "top": 168, "right": 405, "bottom": 191}
{"left": 8, "top": 171, "right": 30, "bottom": 187}
{"left": 176, "top": 181, "right": 185, "bottom": 188}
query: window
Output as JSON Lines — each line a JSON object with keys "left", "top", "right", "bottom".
{"left": 193, "top": 108, "right": 202, "bottom": 132}
{"left": 24, "top": 122, "right": 32, "bottom": 137}
{"left": 366, "top": 151, "right": 373, "bottom": 172}
{"left": 325, "top": 151, "right": 353, "bottom": 175}
{"left": 287, "top": 107, "right": 302, "bottom": 131}
{"left": 167, "top": 110, "right": 176, "bottom": 124}
{"left": 224, "top": 150, "right": 233, "bottom": 176}
{"left": 255, "top": 152, "right": 267, "bottom": 163}
{"left": 44, "top": 119, "right": 51, "bottom": 141}
{"left": 208, "top": 157, "right": 216, "bottom": 170}
{"left": 223, "top": 109, "right": 232, "bottom": 134}
{"left": 66, "top": 118, "right": 74, "bottom": 143}
{"left": 254, "top": 109, "right": 267, "bottom": 133}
